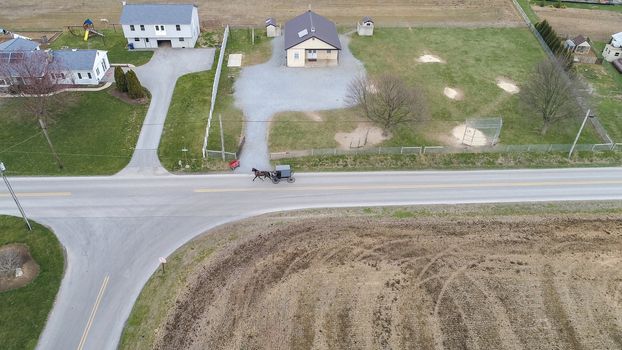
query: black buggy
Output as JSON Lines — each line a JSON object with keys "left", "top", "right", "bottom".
{"left": 270, "top": 164, "right": 295, "bottom": 184}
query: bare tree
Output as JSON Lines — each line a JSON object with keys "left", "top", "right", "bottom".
{"left": 0, "top": 248, "right": 24, "bottom": 278}
{"left": 346, "top": 74, "right": 427, "bottom": 135}
{"left": 0, "top": 51, "right": 70, "bottom": 169}
{"left": 519, "top": 58, "right": 582, "bottom": 135}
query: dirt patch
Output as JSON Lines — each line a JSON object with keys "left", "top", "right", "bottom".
{"left": 496, "top": 76, "right": 520, "bottom": 94}
{"left": 0, "top": 244, "right": 39, "bottom": 292}
{"left": 417, "top": 54, "right": 445, "bottom": 63}
{"left": 303, "top": 111, "right": 323, "bottom": 122}
{"left": 533, "top": 7, "right": 622, "bottom": 41}
{"left": 334, "top": 123, "right": 389, "bottom": 149}
{"left": 154, "top": 214, "right": 622, "bottom": 349}
{"left": 443, "top": 87, "right": 464, "bottom": 100}
{"left": 451, "top": 124, "right": 489, "bottom": 146}
{"left": 109, "top": 89, "right": 149, "bottom": 105}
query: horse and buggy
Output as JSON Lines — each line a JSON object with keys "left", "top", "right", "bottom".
{"left": 252, "top": 165, "right": 295, "bottom": 184}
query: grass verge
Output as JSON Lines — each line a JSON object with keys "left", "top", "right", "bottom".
{"left": 272, "top": 151, "right": 622, "bottom": 172}
{"left": 530, "top": 0, "right": 622, "bottom": 13}
{"left": 160, "top": 28, "right": 271, "bottom": 172}
{"left": 0, "top": 215, "right": 64, "bottom": 350}
{"left": 49, "top": 29, "right": 153, "bottom": 66}
{"left": 0, "top": 88, "right": 147, "bottom": 175}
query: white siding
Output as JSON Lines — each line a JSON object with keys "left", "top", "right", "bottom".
{"left": 122, "top": 7, "right": 200, "bottom": 49}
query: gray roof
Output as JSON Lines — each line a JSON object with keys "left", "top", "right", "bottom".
{"left": 361, "top": 16, "right": 373, "bottom": 23}
{"left": 284, "top": 11, "right": 341, "bottom": 50}
{"left": 265, "top": 18, "right": 276, "bottom": 27}
{"left": 120, "top": 4, "right": 196, "bottom": 25}
{"left": 52, "top": 50, "right": 101, "bottom": 70}
{"left": 0, "top": 38, "right": 39, "bottom": 52}
{"left": 572, "top": 35, "right": 588, "bottom": 46}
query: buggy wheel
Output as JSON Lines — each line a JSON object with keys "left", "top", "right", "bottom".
{"left": 287, "top": 177, "right": 295, "bottom": 183}
{"left": 271, "top": 177, "right": 280, "bottom": 184}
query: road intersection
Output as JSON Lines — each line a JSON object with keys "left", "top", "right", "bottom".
{"left": 1, "top": 167, "right": 622, "bottom": 349}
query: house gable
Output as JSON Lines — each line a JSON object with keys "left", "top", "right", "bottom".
{"left": 284, "top": 11, "right": 341, "bottom": 51}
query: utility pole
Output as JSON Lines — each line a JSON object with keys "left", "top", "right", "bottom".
{"left": 568, "top": 109, "right": 593, "bottom": 159}
{"left": 0, "top": 162, "right": 32, "bottom": 231}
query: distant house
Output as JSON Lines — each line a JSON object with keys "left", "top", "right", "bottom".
{"left": 0, "top": 37, "right": 40, "bottom": 51}
{"left": 564, "top": 35, "right": 590, "bottom": 54}
{"left": 52, "top": 50, "right": 110, "bottom": 85}
{"left": 120, "top": 3, "right": 200, "bottom": 49}
{"left": 265, "top": 18, "right": 280, "bottom": 37}
{"left": 284, "top": 11, "right": 341, "bottom": 68}
{"left": 357, "top": 16, "right": 374, "bottom": 36}
{"left": 603, "top": 32, "right": 622, "bottom": 62}
{"left": 0, "top": 49, "right": 109, "bottom": 88}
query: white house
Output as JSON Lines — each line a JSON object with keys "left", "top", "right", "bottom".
{"left": 603, "top": 32, "right": 622, "bottom": 62}
{"left": 53, "top": 50, "right": 110, "bottom": 85}
{"left": 284, "top": 11, "right": 341, "bottom": 68}
{"left": 265, "top": 18, "right": 280, "bottom": 37}
{"left": 120, "top": 3, "right": 200, "bottom": 49}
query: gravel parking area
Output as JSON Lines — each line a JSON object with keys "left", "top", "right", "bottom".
{"left": 234, "top": 35, "right": 364, "bottom": 171}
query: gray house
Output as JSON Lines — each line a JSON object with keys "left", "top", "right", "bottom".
{"left": 120, "top": 3, "right": 200, "bottom": 49}
{"left": 284, "top": 11, "right": 341, "bottom": 67}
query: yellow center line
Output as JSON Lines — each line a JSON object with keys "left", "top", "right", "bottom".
{"left": 194, "top": 180, "right": 622, "bottom": 193}
{"left": 77, "top": 275, "right": 109, "bottom": 350}
{"left": 0, "top": 192, "right": 71, "bottom": 198}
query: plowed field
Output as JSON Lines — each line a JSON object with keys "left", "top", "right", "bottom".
{"left": 3, "top": 0, "right": 522, "bottom": 30}
{"left": 154, "top": 212, "right": 622, "bottom": 349}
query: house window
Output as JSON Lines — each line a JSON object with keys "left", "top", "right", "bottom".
{"left": 134, "top": 38, "right": 140, "bottom": 42}
{"left": 87, "top": 72, "right": 92, "bottom": 79}
{"left": 145, "top": 38, "right": 150, "bottom": 43}
{"left": 130, "top": 25, "right": 135, "bottom": 31}
{"left": 616, "top": 52, "right": 620, "bottom": 57}
{"left": 179, "top": 37, "right": 184, "bottom": 42}
{"left": 140, "top": 25, "right": 145, "bottom": 31}
{"left": 0, "top": 79, "right": 6, "bottom": 85}
{"left": 61, "top": 73, "right": 65, "bottom": 79}
{"left": 176, "top": 24, "right": 181, "bottom": 31}
{"left": 294, "top": 52, "right": 300, "bottom": 60}
{"left": 327, "top": 50, "right": 331, "bottom": 54}
{"left": 78, "top": 72, "right": 82, "bottom": 79}
{"left": 96, "top": 68, "right": 100, "bottom": 75}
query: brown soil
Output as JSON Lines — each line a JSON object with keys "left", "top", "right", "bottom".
{"left": 154, "top": 213, "right": 622, "bottom": 349}
{"left": 109, "top": 89, "right": 149, "bottom": 105}
{"left": 334, "top": 123, "right": 390, "bottom": 149}
{"left": 3, "top": 0, "right": 522, "bottom": 31}
{"left": 533, "top": 7, "right": 622, "bottom": 41}
{"left": 0, "top": 244, "right": 39, "bottom": 292}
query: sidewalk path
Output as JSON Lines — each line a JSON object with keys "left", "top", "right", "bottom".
{"left": 116, "top": 48, "right": 216, "bottom": 176}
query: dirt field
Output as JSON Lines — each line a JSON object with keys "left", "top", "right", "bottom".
{"left": 3, "top": 0, "right": 523, "bottom": 30}
{"left": 533, "top": 6, "right": 622, "bottom": 41}
{"left": 153, "top": 209, "right": 622, "bottom": 349}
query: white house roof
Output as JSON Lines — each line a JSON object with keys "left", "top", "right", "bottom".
{"left": 284, "top": 11, "right": 341, "bottom": 50}
{"left": 611, "top": 32, "right": 622, "bottom": 48}
{"left": 52, "top": 50, "right": 104, "bottom": 70}
{"left": 265, "top": 18, "right": 276, "bottom": 27}
{"left": 0, "top": 38, "right": 39, "bottom": 51}
{"left": 120, "top": 4, "right": 196, "bottom": 25}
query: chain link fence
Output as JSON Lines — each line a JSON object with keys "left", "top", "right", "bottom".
{"left": 270, "top": 143, "right": 622, "bottom": 160}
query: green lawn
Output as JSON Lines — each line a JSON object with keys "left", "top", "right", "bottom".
{"left": 160, "top": 28, "right": 271, "bottom": 172}
{"left": 0, "top": 88, "right": 147, "bottom": 175}
{"left": 0, "top": 215, "right": 64, "bottom": 350}
{"left": 49, "top": 29, "right": 153, "bottom": 66}
{"left": 531, "top": 0, "right": 622, "bottom": 12}
{"left": 518, "top": 0, "right": 541, "bottom": 23}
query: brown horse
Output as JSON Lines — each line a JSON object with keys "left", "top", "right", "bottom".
{"left": 252, "top": 168, "right": 271, "bottom": 181}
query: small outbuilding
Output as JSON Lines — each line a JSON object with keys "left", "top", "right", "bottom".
{"left": 565, "top": 35, "right": 590, "bottom": 54}
{"left": 357, "top": 16, "right": 374, "bottom": 36}
{"left": 603, "top": 32, "right": 622, "bottom": 62}
{"left": 265, "top": 18, "right": 280, "bottom": 37}
{"left": 284, "top": 10, "right": 341, "bottom": 68}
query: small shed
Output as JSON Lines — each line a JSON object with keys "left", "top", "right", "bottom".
{"left": 357, "top": 16, "right": 374, "bottom": 36}
{"left": 265, "top": 18, "right": 280, "bottom": 37}
{"left": 571, "top": 35, "right": 590, "bottom": 54}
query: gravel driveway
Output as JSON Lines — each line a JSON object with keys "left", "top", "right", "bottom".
{"left": 117, "top": 48, "right": 216, "bottom": 176}
{"left": 234, "top": 35, "right": 364, "bottom": 172}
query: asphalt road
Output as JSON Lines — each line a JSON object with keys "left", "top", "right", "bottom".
{"left": 0, "top": 167, "right": 621, "bottom": 349}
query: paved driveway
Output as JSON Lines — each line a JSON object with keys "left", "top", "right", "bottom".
{"left": 234, "top": 36, "right": 364, "bottom": 171}
{"left": 117, "top": 48, "right": 216, "bottom": 176}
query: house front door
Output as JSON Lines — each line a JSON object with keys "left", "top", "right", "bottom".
{"left": 307, "top": 49, "right": 317, "bottom": 61}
